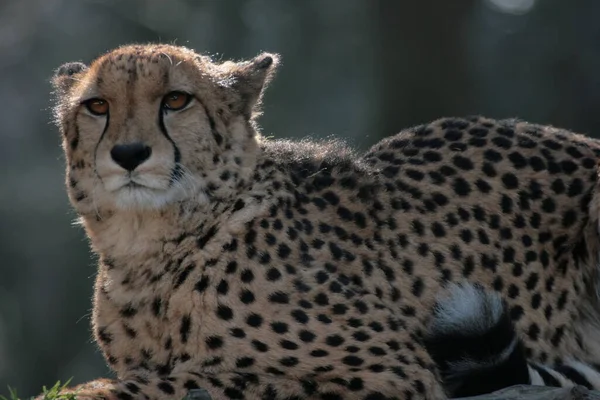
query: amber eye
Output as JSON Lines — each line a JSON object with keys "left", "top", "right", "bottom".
{"left": 84, "top": 98, "right": 109, "bottom": 116}
{"left": 162, "top": 91, "right": 191, "bottom": 111}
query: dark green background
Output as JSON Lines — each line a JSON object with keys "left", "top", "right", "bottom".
{"left": 1, "top": 0, "right": 599, "bottom": 397}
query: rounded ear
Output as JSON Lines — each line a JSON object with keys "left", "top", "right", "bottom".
{"left": 52, "top": 61, "right": 88, "bottom": 95}
{"left": 229, "top": 52, "right": 280, "bottom": 118}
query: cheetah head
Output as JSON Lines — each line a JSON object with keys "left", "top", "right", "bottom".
{"left": 52, "top": 44, "right": 278, "bottom": 213}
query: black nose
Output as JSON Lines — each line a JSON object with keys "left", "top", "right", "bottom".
{"left": 110, "top": 143, "right": 152, "bottom": 171}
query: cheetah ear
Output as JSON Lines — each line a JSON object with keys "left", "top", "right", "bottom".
{"left": 229, "top": 53, "right": 280, "bottom": 118}
{"left": 52, "top": 62, "right": 88, "bottom": 95}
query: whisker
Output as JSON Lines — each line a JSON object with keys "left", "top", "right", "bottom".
{"left": 161, "top": 52, "right": 174, "bottom": 66}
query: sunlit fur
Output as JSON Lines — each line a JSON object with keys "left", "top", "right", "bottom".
{"left": 52, "top": 44, "right": 277, "bottom": 214}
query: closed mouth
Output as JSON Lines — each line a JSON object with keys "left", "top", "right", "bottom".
{"left": 124, "top": 181, "right": 146, "bottom": 189}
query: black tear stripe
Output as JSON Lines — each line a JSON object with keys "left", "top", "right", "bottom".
{"left": 159, "top": 95, "right": 223, "bottom": 186}
{"left": 158, "top": 109, "right": 183, "bottom": 186}
{"left": 92, "top": 111, "right": 111, "bottom": 179}
{"left": 196, "top": 98, "right": 223, "bottom": 146}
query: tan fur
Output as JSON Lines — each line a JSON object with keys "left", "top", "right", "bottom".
{"left": 46, "top": 43, "right": 600, "bottom": 400}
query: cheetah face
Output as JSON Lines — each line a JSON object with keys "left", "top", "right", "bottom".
{"left": 52, "top": 45, "right": 278, "bottom": 212}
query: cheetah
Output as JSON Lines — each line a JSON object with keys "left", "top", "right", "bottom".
{"left": 46, "top": 43, "right": 600, "bottom": 400}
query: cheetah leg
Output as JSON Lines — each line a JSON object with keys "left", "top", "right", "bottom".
{"left": 34, "top": 372, "right": 403, "bottom": 400}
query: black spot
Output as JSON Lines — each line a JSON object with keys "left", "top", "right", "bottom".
{"left": 542, "top": 198, "right": 556, "bottom": 213}
{"left": 423, "top": 151, "right": 442, "bottom": 162}
{"left": 582, "top": 157, "right": 596, "bottom": 169}
{"left": 412, "top": 278, "right": 424, "bottom": 297}
{"left": 269, "top": 291, "right": 290, "bottom": 304}
{"left": 197, "top": 225, "right": 218, "bottom": 249}
{"left": 313, "top": 174, "right": 335, "bottom": 190}
{"left": 216, "top": 279, "right": 229, "bottom": 295}
{"left": 246, "top": 313, "right": 263, "bottom": 327}
{"left": 74, "top": 191, "right": 86, "bottom": 202}
{"left": 551, "top": 326, "right": 565, "bottom": 347}
{"left": 502, "top": 173, "right": 519, "bottom": 189}
{"left": 411, "top": 220, "right": 425, "bottom": 236}
{"left": 507, "top": 284, "right": 520, "bottom": 299}
{"left": 439, "top": 165, "right": 456, "bottom": 176}
{"left": 280, "top": 340, "right": 299, "bottom": 350}
{"left": 225, "top": 261, "right": 238, "bottom": 274}
{"left": 120, "top": 304, "right": 137, "bottom": 318}
{"left": 337, "top": 206, "right": 353, "bottom": 221}
{"left": 484, "top": 149, "right": 503, "bottom": 163}
{"left": 342, "top": 355, "right": 364, "bottom": 366}
{"left": 233, "top": 199, "right": 245, "bottom": 211}
{"left": 463, "top": 256, "right": 475, "bottom": 277}
{"left": 354, "top": 212, "right": 367, "bottom": 228}
{"left": 460, "top": 229, "right": 473, "bottom": 243}
{"left": 528, "top": 324, "right": 540, "bottom": 341}
{"left": 195, "top": 275, "right": 210, "bottom": 292}
{"left": 431, "top": 222, "right": 446, "bottom": 238}
{"left": 157, "top": 382, "right": 175, "bottom": 395}
{"left": 236, "top": 357, "right": 254, "bottom": 368}
{"left": 568, "top": 179, "right": 584, "bottom": 197}
{"left": 482, "top": 162, "right": 497, "bottom": 177}
{"left": 557, "top": 290, "right": 568, "bottom": 310}
{"left": 230, "top": 328, "right": 246, "bottom": 338}
{"left": 223, "top": 238, "right": 238, "bottom": 252}
{"left": 299, "top": 330, "right": 316, "bottom": 343}
{"left": 245, "top": 229, "right": 257, "bottom": 245}
{"left": 510, "top": 305, "right": 524, "bottom": 321}
{"left": 561, "top": 160, "right": 578, "bottom": 175}
{"left": 406, "top": 169, "right": 425, "bottom": 181}
{"left": 453, "top": 177, "right": 471, "bottom": 196}
{"left": 332, "top": 303, "right": 348, "bottom": 315}
{"left": 475, "top": 179, "right": 492, "bottom": 193}
{"left": 151, "top": 298, "right": 162, "bottom": 317}
{"left": 503, "top": 247, "right": 516, "bottom": 263}
{"left": 280, "top": 356, "right": 299, "bottom": 367}
{"left": 531, "top": 293, "right": 541, "bottom": 309}
{"left": 241, "top": 269, "right": 254, "bottom": 283}
{"left": 323, "top": 191, "right": 340, "bottom": 205}
{"left": 266, "top": 267, "right": 282, "bottom": 281}
{"left": 315, "top": 292, "right": 329, "bottom": 306}
{"left": 291, "top": 309, "right": 309, "bottom": 324}
{"left": 529, "top": 156, "right": 546, "bottom": 171}
{"left": 180, "top": 315, "right": 191, "bottom": 343}
{"left": 562, "top": 209, "right": 577, "bottom": 228}
{"left": 270, "top": 322, "right": 290, "bottom": 335}
{"left": 217, "top": 305, "right": 234, "bottom": 320}
{"left": 453, "top": 155, "right": 474, "bottom": 170}
{"left": 501, "top": 195, "right": 513, "bottom": 214}
{"left": 508, "top": 152, "right": 527, "bottom": 168}
{"left": 352, "top": 330, "right": 371, "bottom": 342}
{"left": 97, "top": 327, "right": 112, "bottom": 344}
{"left": 125, "top": 383, "right": 140, "bottom": 394}
{"left": 206, "top": 336, "right": 224, "bottom": 349}
{"left": 258, "top": 251, "right": 271, "bottom": 264}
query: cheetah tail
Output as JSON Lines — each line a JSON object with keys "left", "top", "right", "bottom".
{"left": 423, "top": 283, "right": 600, "bottom": 397}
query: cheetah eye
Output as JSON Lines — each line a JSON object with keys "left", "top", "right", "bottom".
{"left": 162, "top": 91, "right": 192, "bottom": 111}
{"left": 84, "top": 98, "right": 109, "bottom": 116}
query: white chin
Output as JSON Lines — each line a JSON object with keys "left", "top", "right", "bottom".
{"left": 113, "top": 186, "right": 179, "bottom": 210}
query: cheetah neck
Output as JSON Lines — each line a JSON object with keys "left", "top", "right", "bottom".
{"left": 80, "top": 148, "right": 286, "bottom": 269}
{"left": 81, "top": 206, "right": 206, "bottom": 265}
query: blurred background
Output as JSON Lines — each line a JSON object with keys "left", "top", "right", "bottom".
{"left": 1, "top": 0, "right": 600, "bottom": 397}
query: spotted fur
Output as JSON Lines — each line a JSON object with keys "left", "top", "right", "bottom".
{"left": 45, "top": 43, "right": 600, "bottom": 400}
